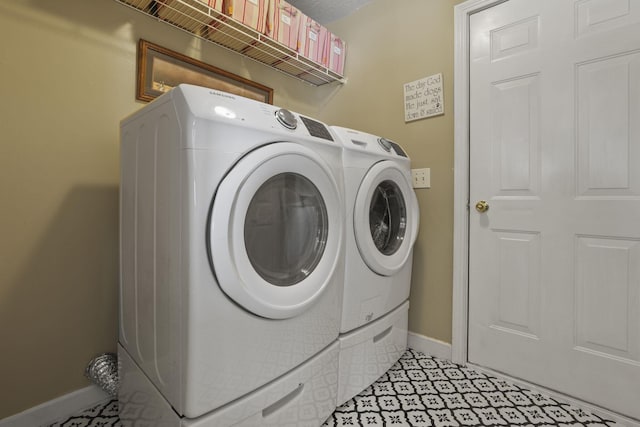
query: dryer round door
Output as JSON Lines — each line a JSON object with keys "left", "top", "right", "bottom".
{"left": 209, "top": 142, "right": 343, "bottom": 319}
{"left": 353, "top": 160, "right": 419, "bottom": 276}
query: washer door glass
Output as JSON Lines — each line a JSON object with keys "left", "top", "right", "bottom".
{"left": 210, "top": 143, "right": 342, "bottom": 320}
{"left": 244, "top": 173, "right": 328, "bottom": 287}
{"left": 369, "top": 180, "right": 407, "bottom": 256}
{"left": 354, "top": 161, "right": 419, "bottom": 276}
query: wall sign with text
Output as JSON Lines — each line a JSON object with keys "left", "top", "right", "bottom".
{"left": 404, "top": 73, "right": 444, "bottom": 122}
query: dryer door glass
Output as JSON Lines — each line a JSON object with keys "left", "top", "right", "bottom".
{"left": 369, "top": 180, "right": 407, "bottom": 255}
{"left": 244, "top": 173, "right": 328, "bottom": 287}
{"left": 210, "top": 142, "right": 343, "bottom": 319}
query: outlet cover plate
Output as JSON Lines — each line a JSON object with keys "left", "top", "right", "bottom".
{"left": 411, "top": 168, "right": 430, "bottom": 188}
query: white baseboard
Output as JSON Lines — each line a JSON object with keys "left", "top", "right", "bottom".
{"left": 0, "top": 385, "right": 109, "bottom": 427}
{"left": 407, "top": 332, "right": 452, "bottom": 361}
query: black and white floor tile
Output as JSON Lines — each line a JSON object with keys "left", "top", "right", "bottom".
{"left": 323, "top": 349, "right": 616, "bottom": 426}
{"left": 48, "top": 349, "right": 617, "bottom": 427}
{"left": 48, "top": 398, "right": 119, "bottom": 427}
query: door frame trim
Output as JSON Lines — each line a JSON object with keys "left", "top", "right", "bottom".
{"left": 452, "top": 0, "right": 506, "bottom": 364}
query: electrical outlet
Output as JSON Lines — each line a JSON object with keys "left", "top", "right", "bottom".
{"left": 411, "top": 168, "right": 430, "bottom": 189}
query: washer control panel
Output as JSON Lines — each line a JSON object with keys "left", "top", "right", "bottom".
{"left": 377, "top": 137, "right": 393, "bottom": 152}
{"left": 275, "top": 108, "right": 298, "bottom": 130}
{"left": 299, "top": 116, "right": 334, "bottom": 141}
{"left": 274, "top": 108, "right": 334, "bottom": 142}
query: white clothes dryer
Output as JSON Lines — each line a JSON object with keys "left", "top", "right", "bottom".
{"left": 331, "top": 126, "right": 419, "bottom": 334}
{"left": 118, "top": 85, "right": 344, "bottom": 425}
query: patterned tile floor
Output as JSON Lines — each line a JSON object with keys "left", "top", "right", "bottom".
{"left": 49, "top": 349, "right": 617, "bottom": 427}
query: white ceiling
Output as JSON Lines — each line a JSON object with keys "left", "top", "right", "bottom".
{"left": 287, "top": 0, "right": 373, "bottom": 24}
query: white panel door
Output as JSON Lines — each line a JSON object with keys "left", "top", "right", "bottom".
{"left": 468, "top": 0, "right": 640, "bottom": 419}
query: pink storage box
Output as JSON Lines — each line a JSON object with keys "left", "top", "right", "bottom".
{"left": 297, "top": 16, "right": 329, "bottom": 65}
{"left": 206, "top": 0, "right": 223, "bottom": 12}
{"left": 328, "top": 33, "right": 346, "bottom": 75}
{"left": 225, "top": 0, "right": 268, "bottom": 32}
{"left": 266, "top": 0, "right": 301, "bottom": 50}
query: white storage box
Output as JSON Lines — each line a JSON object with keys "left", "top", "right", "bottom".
{"left": 337, "top": 301, "right": 409, "bottom": 406}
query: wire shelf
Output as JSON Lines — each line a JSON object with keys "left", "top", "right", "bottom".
{"left": 115, "top": 0, "right": 346, "bottom": 86}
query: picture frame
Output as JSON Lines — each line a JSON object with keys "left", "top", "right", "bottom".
{"left": 136, "top": 39, "right": 273, "bottom": 104}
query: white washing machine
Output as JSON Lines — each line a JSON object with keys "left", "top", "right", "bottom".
{"left": 118, "top": 84, "right": 344, "bottom": 426}
{"left": 331, "top": 126, "right": 419, "bottom": 405}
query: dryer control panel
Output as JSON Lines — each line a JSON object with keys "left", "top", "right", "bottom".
{"left": 274, "top": 108, "right": 334, "bottom": 142}
{"left": 299, "top": 116, "right": 334, "bottom": 141}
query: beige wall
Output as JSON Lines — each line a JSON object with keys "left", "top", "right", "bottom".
{"left": 0, "top": 0, "right": 460, "bottom": 419}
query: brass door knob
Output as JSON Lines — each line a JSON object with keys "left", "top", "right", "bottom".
{"left": 475, "top": 200, "right": 489, "bottom": 213}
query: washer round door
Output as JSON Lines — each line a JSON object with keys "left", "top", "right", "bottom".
{"left": 353, "top": 161, "right": 419, "bottom": 276}
{"left": 209, "top": 142, "right": 343, "bottom": 319}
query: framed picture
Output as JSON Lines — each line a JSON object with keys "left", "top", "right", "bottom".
{"left": 137, "top": 39, "right": 273, "bottom": 104}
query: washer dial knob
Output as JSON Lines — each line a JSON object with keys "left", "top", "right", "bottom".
{"left": 275, "top": 109, "right": 298, "bottom": 130}
{"left": 377, "top": 137, "right": 393, "bottom": 152}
